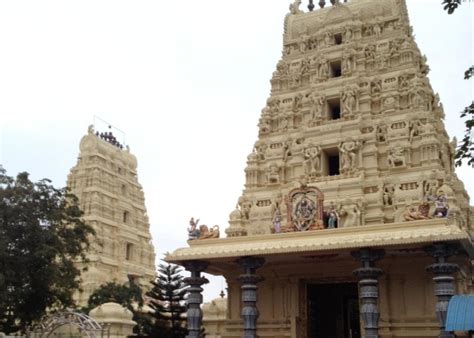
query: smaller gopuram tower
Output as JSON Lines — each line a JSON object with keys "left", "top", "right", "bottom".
{"left": 168, "top": 1, "right": 473, "bottom": 338}
{"left": 68, "top": 125, "right": 156, "bottom": 306}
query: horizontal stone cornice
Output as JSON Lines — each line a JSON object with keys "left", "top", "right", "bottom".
{"left": 167, "top": 220, "right": 471, "bottom": 263}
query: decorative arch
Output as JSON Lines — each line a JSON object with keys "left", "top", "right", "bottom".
{"left": 285, "top": 185, "right": 324, "bottom": 231}
{"left": 33, "top": 311, "right": 103, "bottom": 338}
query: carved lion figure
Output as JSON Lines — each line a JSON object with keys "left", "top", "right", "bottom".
{"left": 199, "top": 225, "right": 220, "bottom": 239}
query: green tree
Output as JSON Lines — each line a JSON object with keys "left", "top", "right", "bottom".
{"left": 455, "top": 69, "right": 474, "bottom": 167}
{"left": 147, "top": 262, "right": 187, "bottom": 338}
{"left": 0, "top": 168, "right": 94, "bottom": 333}
{"left": 85, "top": 281, "right": 152, "bottom": 336}
{"left": 86, "top": 281, "right": 144, "bottom": 311}
{"left": 441, "top": 1, "right": 474, "bottom": 167}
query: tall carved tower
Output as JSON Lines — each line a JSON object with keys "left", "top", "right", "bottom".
{"left": 68, "top": 126, "right": 156, "bottom": 306}
{"left": 169, "top": 1, "right": 473, "bottom": 337}
{"left": 226, "top": 0, "right": 471, "bottom": 237}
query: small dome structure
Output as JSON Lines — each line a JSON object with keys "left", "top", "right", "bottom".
{"left": 229, "top": 207, "right": 242, "bottom": 221}
{"left": 202, "top": 297, "right": 227, "bottom": 320}
{"left": 89, "top": 302, "right": 135, "bottom": 324}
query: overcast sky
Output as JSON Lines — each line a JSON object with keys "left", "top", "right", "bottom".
{"left": 0, "top": 0, "right": 473, "bottom": 302}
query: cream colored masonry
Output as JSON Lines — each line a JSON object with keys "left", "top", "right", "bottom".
{"left": 68, "top": 128, "right": 156, "bottom": 306}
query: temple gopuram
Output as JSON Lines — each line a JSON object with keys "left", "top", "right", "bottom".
{"left": 167, "top": 0, "right": 474, "bottom": 337}
{"left": 68, "top": 126, "right": 156, "bottom": 306}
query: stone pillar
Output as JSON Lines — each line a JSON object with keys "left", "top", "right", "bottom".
{"left": 425, "top": 243, "right": 460, "bottom": 338}
{"left": 237, "top": 256, "right": 265, "bottom": 338}
{"left": 183, "top": 261, "right": 209, "bottom": 338}
{"left": 352, "top": 249, "right": 385, "bottom": 338}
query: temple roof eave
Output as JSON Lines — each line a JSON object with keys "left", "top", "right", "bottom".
{"left": 166, "top": 220, "right": 473, "bottom": 265}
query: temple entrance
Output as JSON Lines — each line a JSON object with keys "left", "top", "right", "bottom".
{"left": 307, "top": 283, "right": 361, "bottom": 338}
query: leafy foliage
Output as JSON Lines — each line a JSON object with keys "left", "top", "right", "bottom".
{"left": 440, "top": 2, "right": 473, "bottom": 167}
{"left": 454, "top": 64, "right": 474, "bottom": 167}
{"left": 464, "top": 66, "right": 474, "bottom": 80}
{"left": 455, "top": 99, "right": 474, "bottom": 167}
{"left": 0, "top": 168, "right": 94, "bottom": 333}
{"left": 85, "top": 281, "right": 144, "bottom": 311}
{"left": 146, "top": 262, "right": 187, "bottom": 338}
{"left": 85, "top": 281, "right": 152, "bottom": 336}
{"left": 442, "top": 0, "right": 461, "bottom": 14}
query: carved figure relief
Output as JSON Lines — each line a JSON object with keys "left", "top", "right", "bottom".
{"left": 339, "top": 139, "right": 361, "bottom": 173}
{"left": 430, "top": 93, "right": 440, "bottom": 112}
{"left": 387, "top": 146, "right": 405, "bottom": 168}
{"left": 289, "top": 0, "right": 303, "bottom": 15}
{"left": 371, "top": 79, "right": 382, "bottom": 96}
{"left": 266, "top": 164, "right": 280, "bottom": 184}
{"left": 324, "top": 31, "right": 333, "bottom": 46}
{"left": 424, "top": 174, "right": 439, "bottom": 202}
{"left": 293, "top": 93, "right": 304, "bottom": 112}
{"left": 310, "top": 93, "right": 325, "bottom": 122}
{"left": 389, "top": 39, "right": 401, "bottom": 58}
{"left": 364, "top": 44, "right": 376, "bottom": 62}
{"left": 377, "top": 53, "right": 389, "bottom": 70}
{"left": 286, "top": 186, "right": 324, "bottom": 232}
{"left": 188, "top": 217, "right": 200, "bottom": 240}
{"left": 258, "top": 116, "right": 272, "bottom": 135}
{"left": 255, "top": 142, "right": 268, "bottom": 160}
{"left": 342, "top": 49, "right": 355, "bottom": 76}
{"left": 339, "top": 200, "right": 363, "bottom": 227}
{"left": 409, "top": 88, "right": 424, "bottom": 108}
{"left": 344, "top": 27, "right": 352, "bottom": 43}
{"left": 188, "top": 218, "right": 219, "bottom": 240}
{"left": 199, "top": 225, "right": 220, "bottom": 239}
{"left": 383, "top": 184, "right": 395, "bottom": 206}
{"left": 283, "top": 138, "right": 293, "bottom": 161}
{"left": 433, "top": 194, "right": 449, "bottom": 218}
{"left": 326, "top": 202, "right": 339, "bottom": 229}
{"left": 270, "top": 98, "right": 281, "bottom": 115}
{"left": 273, "top": 205, "right": 282, "bottom": 233}
{"left": 398, "top": 73, "right": 410, "bottom": 91}
{"left": 293, "top": 196, "right": 317, "bottom": 230}
{"left": 373, "top": 22, "right": 383, "bottom": 37}
{"left": 304, "top": 145, "right": 322, "bottom": 176}
{"left": 317, "top": 56, "right": 329, "bottom": 80}
{"left": 276, "top": 60, "right": 290, "bottom": 77}
{"left": 238, "top": 196, "right": 252, "bottom": 220}
{"left": 299, "top": 34, "right": 308, "bottom": 54}
{"left": 408, "top": 119, "right": 422, "bottom": 142}
{"left": 376, "top": 124, "right": 388, "bottom": 142}
{"left": 301, "top": 57, "right": 311, "bottom": 75}
{"left": 419, "top": 55, "right": 430, "bottom": 75}
{"left": 403, "top": 205, "right": 430, "bottom": 221}
{"left": 341, "top": 87, "right": 358, "bottom": 116}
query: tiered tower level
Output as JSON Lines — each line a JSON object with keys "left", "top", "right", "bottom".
{"left": 226, "top": 0, "right": 472, "bottom": 238}
{"left": 68, "top": 126, "right": 156, "bottom": 305}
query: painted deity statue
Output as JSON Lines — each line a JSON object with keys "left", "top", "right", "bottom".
{"left": 188, "top": 217, "right": 200, "bottom": 240}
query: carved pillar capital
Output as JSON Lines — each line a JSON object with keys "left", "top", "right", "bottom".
{"left": 424, "top": 243, "right": 459, "bottom": 261}
{"left": 183, "top": 260, "right": 209, "bottom": 275}
{"left": 237, "top": 256, "right": 265, "bottom": 273}
{"left": 352, "top": 248, "right": 385, "bottom": 266}
{"left": 183, "top": 260, "right": 209, "bottom": 338}
{"left": 352, "top": 249, "right": 385, "bottom": 338}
